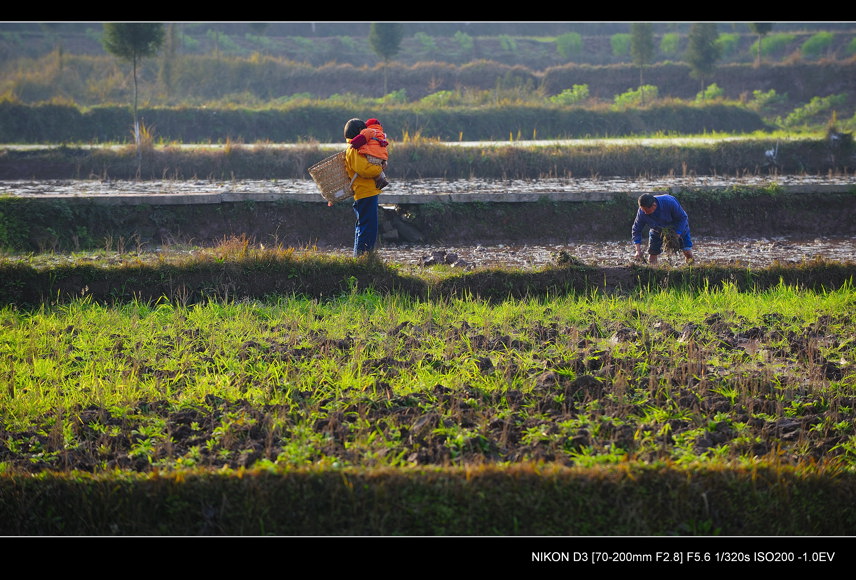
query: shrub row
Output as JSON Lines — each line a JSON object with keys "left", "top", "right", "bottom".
{"left": 2, "top": 464, "right": 855, "bottom": 535}
{"left": 7, "top": 51, "right": 856, "bottom": 108}
{"left": 2, "top": 136, "right": 853, "bottom": 183}
{"left": 541, "top": 61, "right": 856, "bottom": 105}
{"left": 0, "top": 101, "right": 772, "bottom": 144}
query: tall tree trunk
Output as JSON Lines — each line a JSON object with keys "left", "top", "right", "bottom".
{"left": 133, "top": 54, "right": 141, "bottom": 174}
{"left": 133, "top": 55, "right": 139, "bottom": 144}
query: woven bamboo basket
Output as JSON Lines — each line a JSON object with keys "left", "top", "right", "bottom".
{"left": 308, "top": 150, "right": 355, "bottom": 203}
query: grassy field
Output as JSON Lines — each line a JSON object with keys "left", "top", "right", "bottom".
{"left": 1, "top": 245, "right": 855, "bottom": 536}
{"left": 2, "top": 278, "right": 854, "bottom": 470}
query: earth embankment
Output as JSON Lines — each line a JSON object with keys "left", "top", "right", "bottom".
{"left": 3, "top": 180, "right": 854, "bottom": 254}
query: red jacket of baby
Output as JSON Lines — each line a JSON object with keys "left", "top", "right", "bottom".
{"left": 350, "top": 121, "right": 389, "bottom": 162}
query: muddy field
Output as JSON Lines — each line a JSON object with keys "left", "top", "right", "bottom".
{"left": 3, "top": 176, "right": 855, "bottom": 270}
{"left": 335, "top": 236, "right": 856, "bottom": 270}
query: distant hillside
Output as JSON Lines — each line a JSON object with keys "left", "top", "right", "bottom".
{"left": 2, "top": 22, "right": 855, "bottom": 137}
{"left": 2, "top": 22, "right": 855, "bottom": 69}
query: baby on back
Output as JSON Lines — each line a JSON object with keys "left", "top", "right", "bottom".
{"left": 349, "top": 117, "right": 390, "bottom": 190}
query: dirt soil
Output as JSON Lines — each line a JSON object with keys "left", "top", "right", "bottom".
{"left": 350, "top": 236, "right": 856, "bottom": 270}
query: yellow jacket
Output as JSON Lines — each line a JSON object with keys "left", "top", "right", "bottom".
{"left": 345, "top": 141, "right": 383, "bottom": 200}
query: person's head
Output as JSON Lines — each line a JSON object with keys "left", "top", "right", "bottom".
{"left": 638, "top": 193, "right": 657, "bottom": 215}
{"left": 344, "top": 118, "right": 366, "bottom": 140}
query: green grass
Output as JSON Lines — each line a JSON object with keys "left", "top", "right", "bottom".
{"left": 1, "top": 277, "right": 853, "bottom": 472}
{"left": 1, "top": 252, "right": 855, "bottom": 535}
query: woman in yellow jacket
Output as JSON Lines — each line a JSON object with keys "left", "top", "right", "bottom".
{"left": 344, "top": 118, "right": 385, "bottom": 256}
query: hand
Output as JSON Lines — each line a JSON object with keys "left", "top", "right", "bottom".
{"left": 327, "top": 201, "right": 333, "bottom": 207}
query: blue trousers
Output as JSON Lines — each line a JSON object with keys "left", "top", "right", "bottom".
{"left": 352, "top": 195, "right": 379, "bottom": 256}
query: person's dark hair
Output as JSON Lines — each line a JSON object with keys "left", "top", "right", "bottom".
{"left": 638, "top": 193, "right": 656, "bottom": 208}
{"left": 344, "top": 118, "right": 366, "bottom": 140}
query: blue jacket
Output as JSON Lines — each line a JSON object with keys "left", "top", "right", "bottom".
{"left": 631, "top": 194, "right": 690, "bottom": 244}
